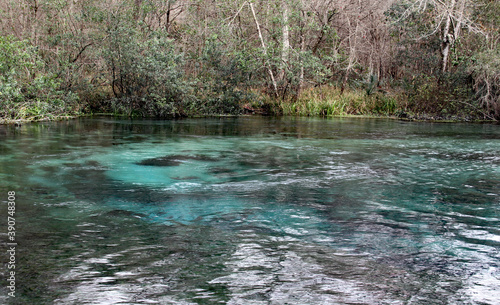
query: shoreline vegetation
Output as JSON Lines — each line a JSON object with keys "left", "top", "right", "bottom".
{"left": 0, "top": 84, "right": 495, "bottom": 124}
{"left": 1, "top": 106, "right": 495, "bottom": 126}
{"left": 0, "top": 86, "right": 497, "bottom": 125}
{"left": 1, "top": 0, "right": 499, "bottom": 124}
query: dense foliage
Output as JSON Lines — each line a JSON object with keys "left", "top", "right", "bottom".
{"left": 0, "top": 0, "right": 498, "bottom": 121}
{"left": 0, "top": 35, "right": 79, "bottom": 120}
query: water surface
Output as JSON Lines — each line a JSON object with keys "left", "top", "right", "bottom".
{"left": 0, "top": 117, "right": 499, "bottom": 304}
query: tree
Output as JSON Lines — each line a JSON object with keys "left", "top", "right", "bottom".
{"left": 395, "top": 0, "right": 483, "bottom": 72}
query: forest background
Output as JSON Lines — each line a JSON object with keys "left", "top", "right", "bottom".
{"left": 0, "top": 0, "right": 499, "bottom": 122}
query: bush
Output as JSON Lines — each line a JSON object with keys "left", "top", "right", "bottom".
{"left": 403, "top": 73, "right": 477, "bottom": 118}
{"left": 0, "top": 36, "right": 80, "bottom": 120}
{"left": 470, "top": 49, "right": 500, "bottom": 120}
{"left": 101, "top": 20, "right": 190, "bottom": 117}
{"left": 192, "top": 37, "right": 258, "bottom": 115}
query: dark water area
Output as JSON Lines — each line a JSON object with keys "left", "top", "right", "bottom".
{"left": 0, "top": 116, "right": 499, "bottom": 304}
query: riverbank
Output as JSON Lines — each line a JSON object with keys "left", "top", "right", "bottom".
{"left": 0, "top": 115, "right": 78, "bottom": 125}
{"left": 0, "top": 86, "right": 496, "bottom": 125}
{"left": 1, "top": 112, "right": 495, "bottom": 126}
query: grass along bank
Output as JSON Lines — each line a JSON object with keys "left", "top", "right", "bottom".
{"left": 264, "top": 86, "right": 400, "bottom": 117}
{"left": 254, "top": 85, "right": 490, "bottom": 122}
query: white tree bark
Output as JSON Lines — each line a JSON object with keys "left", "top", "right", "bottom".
{"left": 278, "top": 1, "right": 290, "bottom": 83}
{"left": 250, "top": 2, "right": 279, "bottom": 97}
{"left": 441, "top": 0, "right": 456, "bottom": 72}
{"left": 403, "top": 0, "right": 475, "bottom": 73}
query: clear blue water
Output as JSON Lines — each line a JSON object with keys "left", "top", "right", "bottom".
{"left": 0, "top": 116, "right": 499, "bottom": 304}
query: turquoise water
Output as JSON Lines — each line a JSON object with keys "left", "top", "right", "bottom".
{"left": 0, "top": 117, "right": 499, "bottom": 304}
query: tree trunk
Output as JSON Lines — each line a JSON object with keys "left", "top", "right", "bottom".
{"left": 134, "top": 0, "right": 143, "bottom": 21}
{"left": 298, "top": 11, "right": 306, "bottom": 97}
{"left": 340, "top": 70, "right": 349, "bottom": 94}
{"left": 341, "top": 16, "right": 357, "bottom": 95}
{"left": 441, "top": 0, "right": 456, "bottom": 73}
{"left": 452, "top": 0, "right": 466, "bottom": 62}
{"left": 278, "top": 2, "right": 290, "bottom": 84}
{"left": 166, "top": 0, "right": 171, "bottom": 32}
{"left": 250, "top": 3, "right": 278, "bottom": 97}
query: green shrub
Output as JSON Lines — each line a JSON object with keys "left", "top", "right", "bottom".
{"left": 101, "top": 25, "right": 190, "bottom": 117}
{"left": 192, "top": 37, "right": 258, "bottom": 115}
{"left": 470, "top": 49, "right": 500, "bottom": 120}
{"left": 0, "top": 36, "right": 80, "bottom": 120}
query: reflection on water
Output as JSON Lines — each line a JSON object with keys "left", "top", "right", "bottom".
{"left": 0, "top": 117, "right": 499, "bottom": 304}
